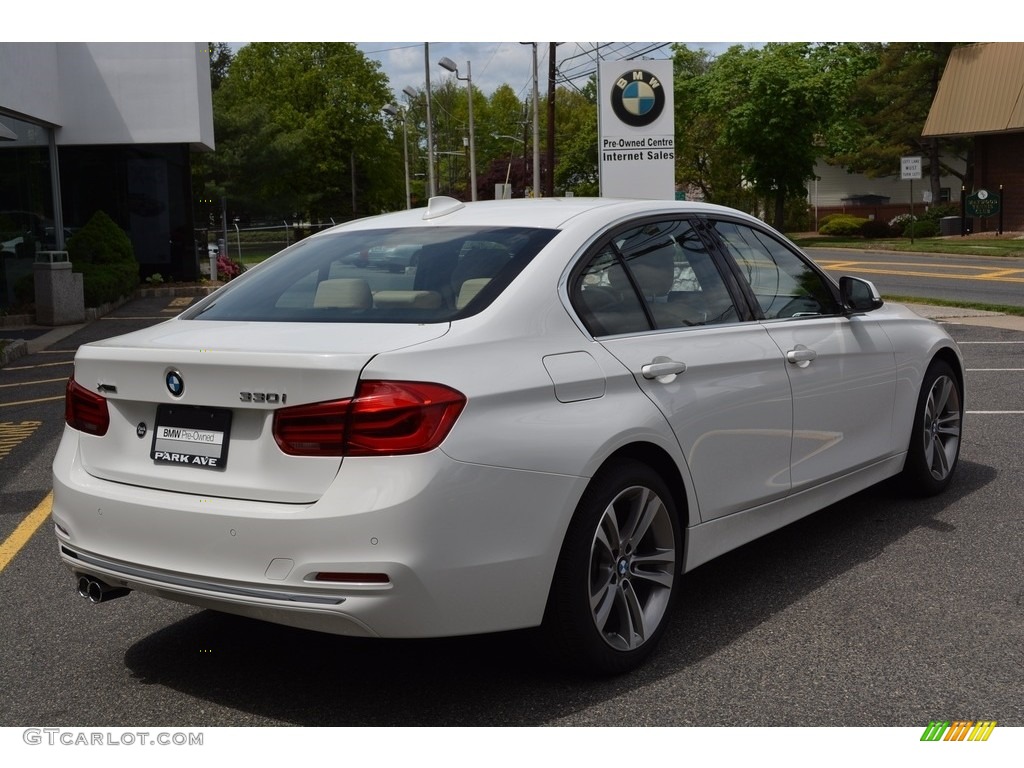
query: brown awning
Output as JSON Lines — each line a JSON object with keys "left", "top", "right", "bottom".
{"left": 922, "top": 42, "right": 1024, "bottom": 137}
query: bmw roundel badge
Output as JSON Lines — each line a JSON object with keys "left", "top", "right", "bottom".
{"left": 166, "top": 370, "right": 185, "bottom": 397}
{"left": 611, "top": 69, "right": 666, "bottom": 128}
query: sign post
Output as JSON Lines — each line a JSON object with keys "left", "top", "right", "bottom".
{"left": 901, "top": 156, "right": 922, "bottom": 244}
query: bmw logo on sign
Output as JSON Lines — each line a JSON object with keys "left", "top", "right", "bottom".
{"left": 166, "top": 370, "right": 185, "bottom": 398}
{"left": 611, "top": 69, "right": 666, "bottom": 128}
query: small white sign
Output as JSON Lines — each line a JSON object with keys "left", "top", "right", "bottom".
{"left": 901, "top": 156, "right": 922, "bottom": 180}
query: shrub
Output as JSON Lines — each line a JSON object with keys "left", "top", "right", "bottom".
{"left": 889, "top": 213, "right": 916, "bottom": 230}
{"left": 818, "top": 213, "right": 863, "bottom": 228}
{"left": 904, "top": 219, "right": 940, "bottom": 238}
{"left": 921, "top": 203, "right": 960, "bottom": 223}
{"left": 216, "top": 253, "right": 243, "bottom": 281}
{"left": 67, "top": 210, "right": 139, "bottom": 306}
{"left": 860, "top": 219, "right": 896, "bottom": 238}
{"left": 819, "top": 215, "right": 869, "bottom": 237}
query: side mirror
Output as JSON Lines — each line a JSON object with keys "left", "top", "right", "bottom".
{"left": 840, "top": 276, "right": 884, "bottom": 313}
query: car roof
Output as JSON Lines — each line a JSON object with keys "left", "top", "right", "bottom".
{"left": 327, "top": 197, "right": 765, "bottom": 235}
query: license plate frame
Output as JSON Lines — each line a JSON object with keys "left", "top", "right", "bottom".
{"left": 151, "top": 404, "right": 232, "bottom": 470}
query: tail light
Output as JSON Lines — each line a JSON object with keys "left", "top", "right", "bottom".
{"left": 273, "top": 381, "right": 466, "bottom": 457}
{"left": 65, "top": 378, "right": 110, "bottom": 436}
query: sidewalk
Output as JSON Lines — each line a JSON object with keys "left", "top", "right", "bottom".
{"left": 0, "top": 285, "right": 215, "bottom": 367}
{"left": 901, "top": 302, "right": 1024, "bottom": 331}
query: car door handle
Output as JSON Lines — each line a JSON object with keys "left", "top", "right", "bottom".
{"left": 641, "top": 358, "right": 687, "bottom": 380}
{"left": 786, "top": 346, "right": 817, "bottom": 366}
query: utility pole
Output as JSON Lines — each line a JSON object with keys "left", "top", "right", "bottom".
{"left": 424, "top": 43, "right": 436, "bottom": 198}
{"left": 546, "top": 43, "right": 558, "bottom": 198}
{"left": 531, "top": 43, "right": 540, "bottom": 197}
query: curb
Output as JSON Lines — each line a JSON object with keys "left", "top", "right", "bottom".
{"left": 0, "top": 338, "right": 28, "bottom": 367}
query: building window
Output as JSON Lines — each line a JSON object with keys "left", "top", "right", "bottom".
{"left": 0, "top": 113, "right": 57, "bottom": 310}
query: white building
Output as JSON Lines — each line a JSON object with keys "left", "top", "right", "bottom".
{"left": 0, "top": 42, "right": 214, "bottom": 309}
{"left": 808, "top": 157, "right": 966, "bottom": 229}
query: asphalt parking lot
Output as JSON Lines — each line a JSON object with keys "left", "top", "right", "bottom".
{"left": 0, "top": 294, "right": 1021, "bottom": 733}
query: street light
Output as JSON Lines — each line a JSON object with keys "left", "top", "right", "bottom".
{"left": 382, "top": 104, "right": 411, "bottom": 209}
{"left": 438, "top": 56, "right": 477, "bottom": 202}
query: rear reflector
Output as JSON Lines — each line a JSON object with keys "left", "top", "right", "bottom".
{"left": 313, "top": 572, "right": 391, "bottom": 584}
{"left": 65, "top": 378, "right": 110, "bottom": 436}
{"left": 273, "top": 380, "right": 466, "bottom": 457}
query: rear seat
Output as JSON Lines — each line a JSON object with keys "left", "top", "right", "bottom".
{"left": 372, "top": 290, "right": 443, "bottom": 309}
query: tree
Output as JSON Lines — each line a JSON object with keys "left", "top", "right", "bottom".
{"left": 552, "top": 82, "right": 599, "bottom": 196}
{"left": 703, "top": 43, "right": 839, "bottom": 229}
{"left": 207, "top": 42, "right": 233, "bottom": 92}
{"left": 825, "top": 43, "right": 969, "bottom": 202}
{"left": 203, "top": 42, "right": 402, "bottom": 220}
{"left": 672, "top": 44, "right": 750, "bottom": 209}
{"left": 471, "top": 85, "right": 533, "bottom": 199}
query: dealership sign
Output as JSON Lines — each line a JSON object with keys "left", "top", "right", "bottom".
{"left": 598, "top": 60, "right": 675, "bottom": 199}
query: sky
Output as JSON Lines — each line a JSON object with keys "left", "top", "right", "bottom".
{"left": 21, "top": 1, "right": 989, "bottom": 66}
{"left": 357, "top": 42, "right": 736, "bottom": 101}
{"left": 14, "top": 1, "right": 1000, "bottom": 107}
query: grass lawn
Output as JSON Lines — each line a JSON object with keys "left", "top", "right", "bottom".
{"left": 792, "top": 233, "right": 1024, "bottom": 258}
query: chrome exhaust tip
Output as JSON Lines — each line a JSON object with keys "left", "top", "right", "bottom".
{"left": 75, "top": 574, "right": 131, "bottom": 603}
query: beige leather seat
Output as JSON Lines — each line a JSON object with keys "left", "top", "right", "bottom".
{"left": 313, "top": 278, "right": 372, "bottom": 309}
{"left": 372, "top": 290, "right": 443, "bottom": 309}
{"left": 455, "top": 278, "right": 491, "bottom": 309}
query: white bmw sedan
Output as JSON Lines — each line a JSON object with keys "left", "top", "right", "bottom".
{"left": 53, "top": 197, "right": 963, "bottom": 674}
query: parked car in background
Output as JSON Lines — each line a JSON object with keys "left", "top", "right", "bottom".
{"left": 54, "top": 197, "right": 963, "bottom": 674}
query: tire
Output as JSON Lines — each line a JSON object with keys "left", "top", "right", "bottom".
{"left": 542, "top": 459, "right": 681, "bottom": 675}
{"left": 901, "top": 359, "right": 963, "bottom": 496}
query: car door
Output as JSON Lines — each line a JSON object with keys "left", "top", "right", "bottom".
{"left": 709, "top": 219, "right": 898, "bottom": 490}
{"left": 571, "top": 217, "right": 794, "bottom": 521}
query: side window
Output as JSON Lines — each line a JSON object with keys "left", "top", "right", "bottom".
{"left": 571, "top": 219, "right": 740, "bottom": 336}
{"left": 713, "top": 221, "right": 840, "bottom": 319}
{"left": 574, "top": 246, "right": 653, "bottom": 336}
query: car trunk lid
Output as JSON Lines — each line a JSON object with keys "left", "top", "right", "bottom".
{"left": 70, "top": 320, "right": 449, "bottom": 503}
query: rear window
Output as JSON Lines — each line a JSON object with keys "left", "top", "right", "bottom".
{"left": 182, "top": 226, "right": 558, "bottom": 323}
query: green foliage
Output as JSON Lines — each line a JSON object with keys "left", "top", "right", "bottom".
{"left": 782, "top": 203, "right": 811, "bottom": 234}
{"left": 819, "top": 215, "right": 869, "bottom": 236}
{"left": 904, "top": 219, "right": 940, "bottom": 238}
{"left": 204, "top": 43, "right": 398, "bottom": 218}
{"left": 670, "top": 43, "right": 870, "bottom": 229}
{"left": 921, "top": 203, "right": 961, "bottom": 223}
{"left": 824, "top": 43, "right": 970, "bottom": 200}
{"left": 860, "top": 219, "right": 896, "bottom": 238}
{"left": 553, "top": 86, "right": 599, "bottom": 196}
{"left": 67, "top": 210, "right": 139, "bottom": 305}
{"left": 819, "top": 213, "right": 852, "bottom": 227}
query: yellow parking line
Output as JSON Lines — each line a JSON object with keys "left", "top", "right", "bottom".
{"left": 0, "top": 421, "right": 41, "bottom": 459}
{"left": 0, "top": 491, "right": 52, "bottom": 572}
{"left": 0, "top": 377, "right": 68, "bottom": 389}
{"left": 3, "top": 360, "right": 73, "bottom": 371}
{"left": 817, "top": 259, "right": 1024, "bottom": 283}
{"left": 0, "top": 395, "right": 65, "bottom": 408}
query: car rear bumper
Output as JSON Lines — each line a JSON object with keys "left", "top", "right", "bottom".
{"left": 52, "top": 429, "right": 587, "bottom": 638}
